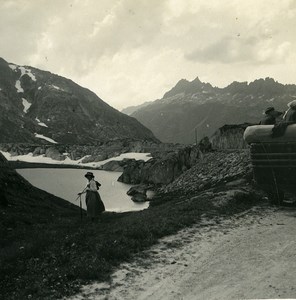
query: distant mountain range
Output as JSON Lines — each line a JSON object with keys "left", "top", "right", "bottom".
{"left": 121, "top": 101, "right": 152, "bottom": 115}
{"left": 122, "top": 76, "right": 296, "bottom": 144}
{"left": 0, "top": 57, "right": 158, "bottom": 144}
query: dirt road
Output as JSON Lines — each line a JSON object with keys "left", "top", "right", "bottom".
{"left": 68, "top": 205, "right": 296, "bottom": 300}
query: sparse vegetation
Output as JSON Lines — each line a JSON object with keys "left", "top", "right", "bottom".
{"left": 0, "top": 182, "right": 261, "bottom": 299}
{"left": 0, "top": 151, "right": 264, "bottom": 299}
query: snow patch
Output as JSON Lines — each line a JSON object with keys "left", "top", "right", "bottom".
{"left": 22, "top": 98, "right": 31, "bottom": 113}
{"left": 19, "top": 66, "right": 36, "bottom": 81}
{"left": 35, "top": 117, "right": 48, "bottom": 127}
{"left": 11, "top": 64, "right": 37, "bottom": 94}
{"left": 9, "top": 64, "right": 17, "bottom": 71}
{"left": 51, "top": 84, "right": 64, "bottom": 91}
{"left": 34, "top": 133, "right": 58, "bottom": 144}
{"left": 15, "top": 80, "right": 24, "bottom": 93}
{"left": 38, "top": 86, "right": 42, "bottom": 90}
{"left": 0, "top": 151, "right": 152, "bottom": 168}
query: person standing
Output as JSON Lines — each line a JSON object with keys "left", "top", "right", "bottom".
{"left": 78, "top": 172, "right": 105, "bottom": 220}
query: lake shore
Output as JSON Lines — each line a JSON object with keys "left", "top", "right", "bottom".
{"left": 8, "top": 160, "right": 97, "bottom": 169}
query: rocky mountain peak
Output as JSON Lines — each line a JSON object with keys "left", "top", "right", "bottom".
{"left": 163, "top": 76, "right": 214, "bottom": 99}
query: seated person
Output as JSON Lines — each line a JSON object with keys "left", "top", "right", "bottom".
{"left": 283, "top": 100, "right": 296, "bottom": 124}
{"left": 259, "top": 107, "right": 283, "bottom": 125}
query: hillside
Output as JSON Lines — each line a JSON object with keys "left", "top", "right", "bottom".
{"left": 0, "top": 144, "right": 265, "bottom": 299}
{"left": 0, "top": 57, "right": 158, "bottom": 144}
{"left": 129, "top": 77, "right": 296, "bottom": 144}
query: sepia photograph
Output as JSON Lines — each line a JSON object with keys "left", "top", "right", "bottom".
{"left": 1, "top": 0, "right": 296, "bottom": 299}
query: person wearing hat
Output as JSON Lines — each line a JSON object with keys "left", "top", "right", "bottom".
{"left": 78, "top": 172, "right": 105, "bottom": 220}
{"left": 259, "top": 107, "right": 283, "bottom": 125}
{"left": 283, "top": 100, "right": 296, "bottom": 124}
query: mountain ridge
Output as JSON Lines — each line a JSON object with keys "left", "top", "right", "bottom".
{"left": 0, "top": 57, "right": 158, "bottom": 144}
{"left": 126, "top": 76, "right": 296, "bottom": 144}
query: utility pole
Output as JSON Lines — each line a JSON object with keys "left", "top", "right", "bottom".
{"left": 195, "top": 128, "right": 198, "bottom": 145}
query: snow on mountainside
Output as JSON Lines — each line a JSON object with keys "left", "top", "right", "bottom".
{"left": 130, "top": 76, "right": 296, "bottom": 144}
{"left": 0, "top": 57, "right": 158, "bottom": 144}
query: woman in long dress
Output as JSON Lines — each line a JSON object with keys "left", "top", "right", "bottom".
{"left": 78, "top": 171, "right": 105, "bottom": 220}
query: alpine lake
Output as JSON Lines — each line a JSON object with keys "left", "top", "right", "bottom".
{"left": 17, "top": 168, "right": 149, "bottom": 212}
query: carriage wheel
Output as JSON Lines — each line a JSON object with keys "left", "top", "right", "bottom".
{"left": 267, "top": 188, "right": 284, "bottom": 205}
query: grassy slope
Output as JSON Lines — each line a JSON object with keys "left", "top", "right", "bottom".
{"left": 0, "top": 152, "right": 262, "bottom": 299}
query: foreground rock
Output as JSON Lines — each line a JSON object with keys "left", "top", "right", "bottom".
{"left": 126, "top": 185, "right": 153, "bottom": 202}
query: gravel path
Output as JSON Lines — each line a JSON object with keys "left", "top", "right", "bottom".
{"left": 67, "top": 205, "right": 296, "bottom": 300}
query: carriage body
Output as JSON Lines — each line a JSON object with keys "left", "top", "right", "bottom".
{"left": 244, "top": 125, "right": 296, "bottom": 203}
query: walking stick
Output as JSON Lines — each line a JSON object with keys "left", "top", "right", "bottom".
{"left": 79, "top": 194, "right": 82, "bottom": 220}
{"left": 76, "top": 187, "right": 87, "bottom": 220}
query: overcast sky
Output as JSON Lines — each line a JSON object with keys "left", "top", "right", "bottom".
{"left": 1, "top": 0, "right": 296, "bottom": 110}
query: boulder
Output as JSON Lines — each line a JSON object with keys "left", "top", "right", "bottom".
{"left": 117, "top": 159, "right": 145, "bottom": 184}
{"left": 127, "top": 185, "right": 147, "bottom": 196}
{"left": 131, "top": 193, "right": 147, "bottom": 202}
{"left": 100, "top": 160, "right": 124, "bottom": 172}
{"left": 33, "top": 146, "right": 46, "bottom": 156}
{"left": 45, "top": 147, "right": 65, "bottom": 161}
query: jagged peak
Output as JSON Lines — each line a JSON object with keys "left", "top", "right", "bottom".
{"left": 191, "top": 76, "right": 201, "bottom": 83}
{"left": 163, "top": 76, "right": 214, "bottom": 98}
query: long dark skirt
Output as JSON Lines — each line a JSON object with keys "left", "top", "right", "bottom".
{"left": 85, "top": 191, "right": 105, "bottom": 217}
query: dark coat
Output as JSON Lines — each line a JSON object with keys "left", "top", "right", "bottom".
{"left": 259, "top": 115, "right": 276, "bottom": 125}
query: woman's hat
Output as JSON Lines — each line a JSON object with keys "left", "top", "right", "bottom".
{"left": 84, "top": 172, "right": 94, "bottom": 178}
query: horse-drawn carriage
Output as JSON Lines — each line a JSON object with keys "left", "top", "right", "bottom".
{"left": 244, "top": 124, "right": 296, "bottom": 204}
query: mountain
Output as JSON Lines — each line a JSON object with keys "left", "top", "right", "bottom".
{"left": 130, "top": 76, "right": 296, "bottom": 144}
{"left": 121, "top": 101, "right": 153, "bottom": 116}
{"left": 0, "top": 57, "right": 158, "bottom": 144}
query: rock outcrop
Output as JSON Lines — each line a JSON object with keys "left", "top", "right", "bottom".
{"left": 161, "top": 150, "right": 252, "bottom": 195}
{"left": 210, "top": 123, "right": 252, "bottom": 149}
{"left": 118, "top": 145, "right": 200, "bottom": 185}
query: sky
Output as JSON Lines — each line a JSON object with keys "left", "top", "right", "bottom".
{"left": 1, "top": 0, "right": 296, "bottom": 110}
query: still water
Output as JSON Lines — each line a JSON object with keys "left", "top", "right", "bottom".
{"left": 17, "top": 168, "right": 149, "bottom": 212}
